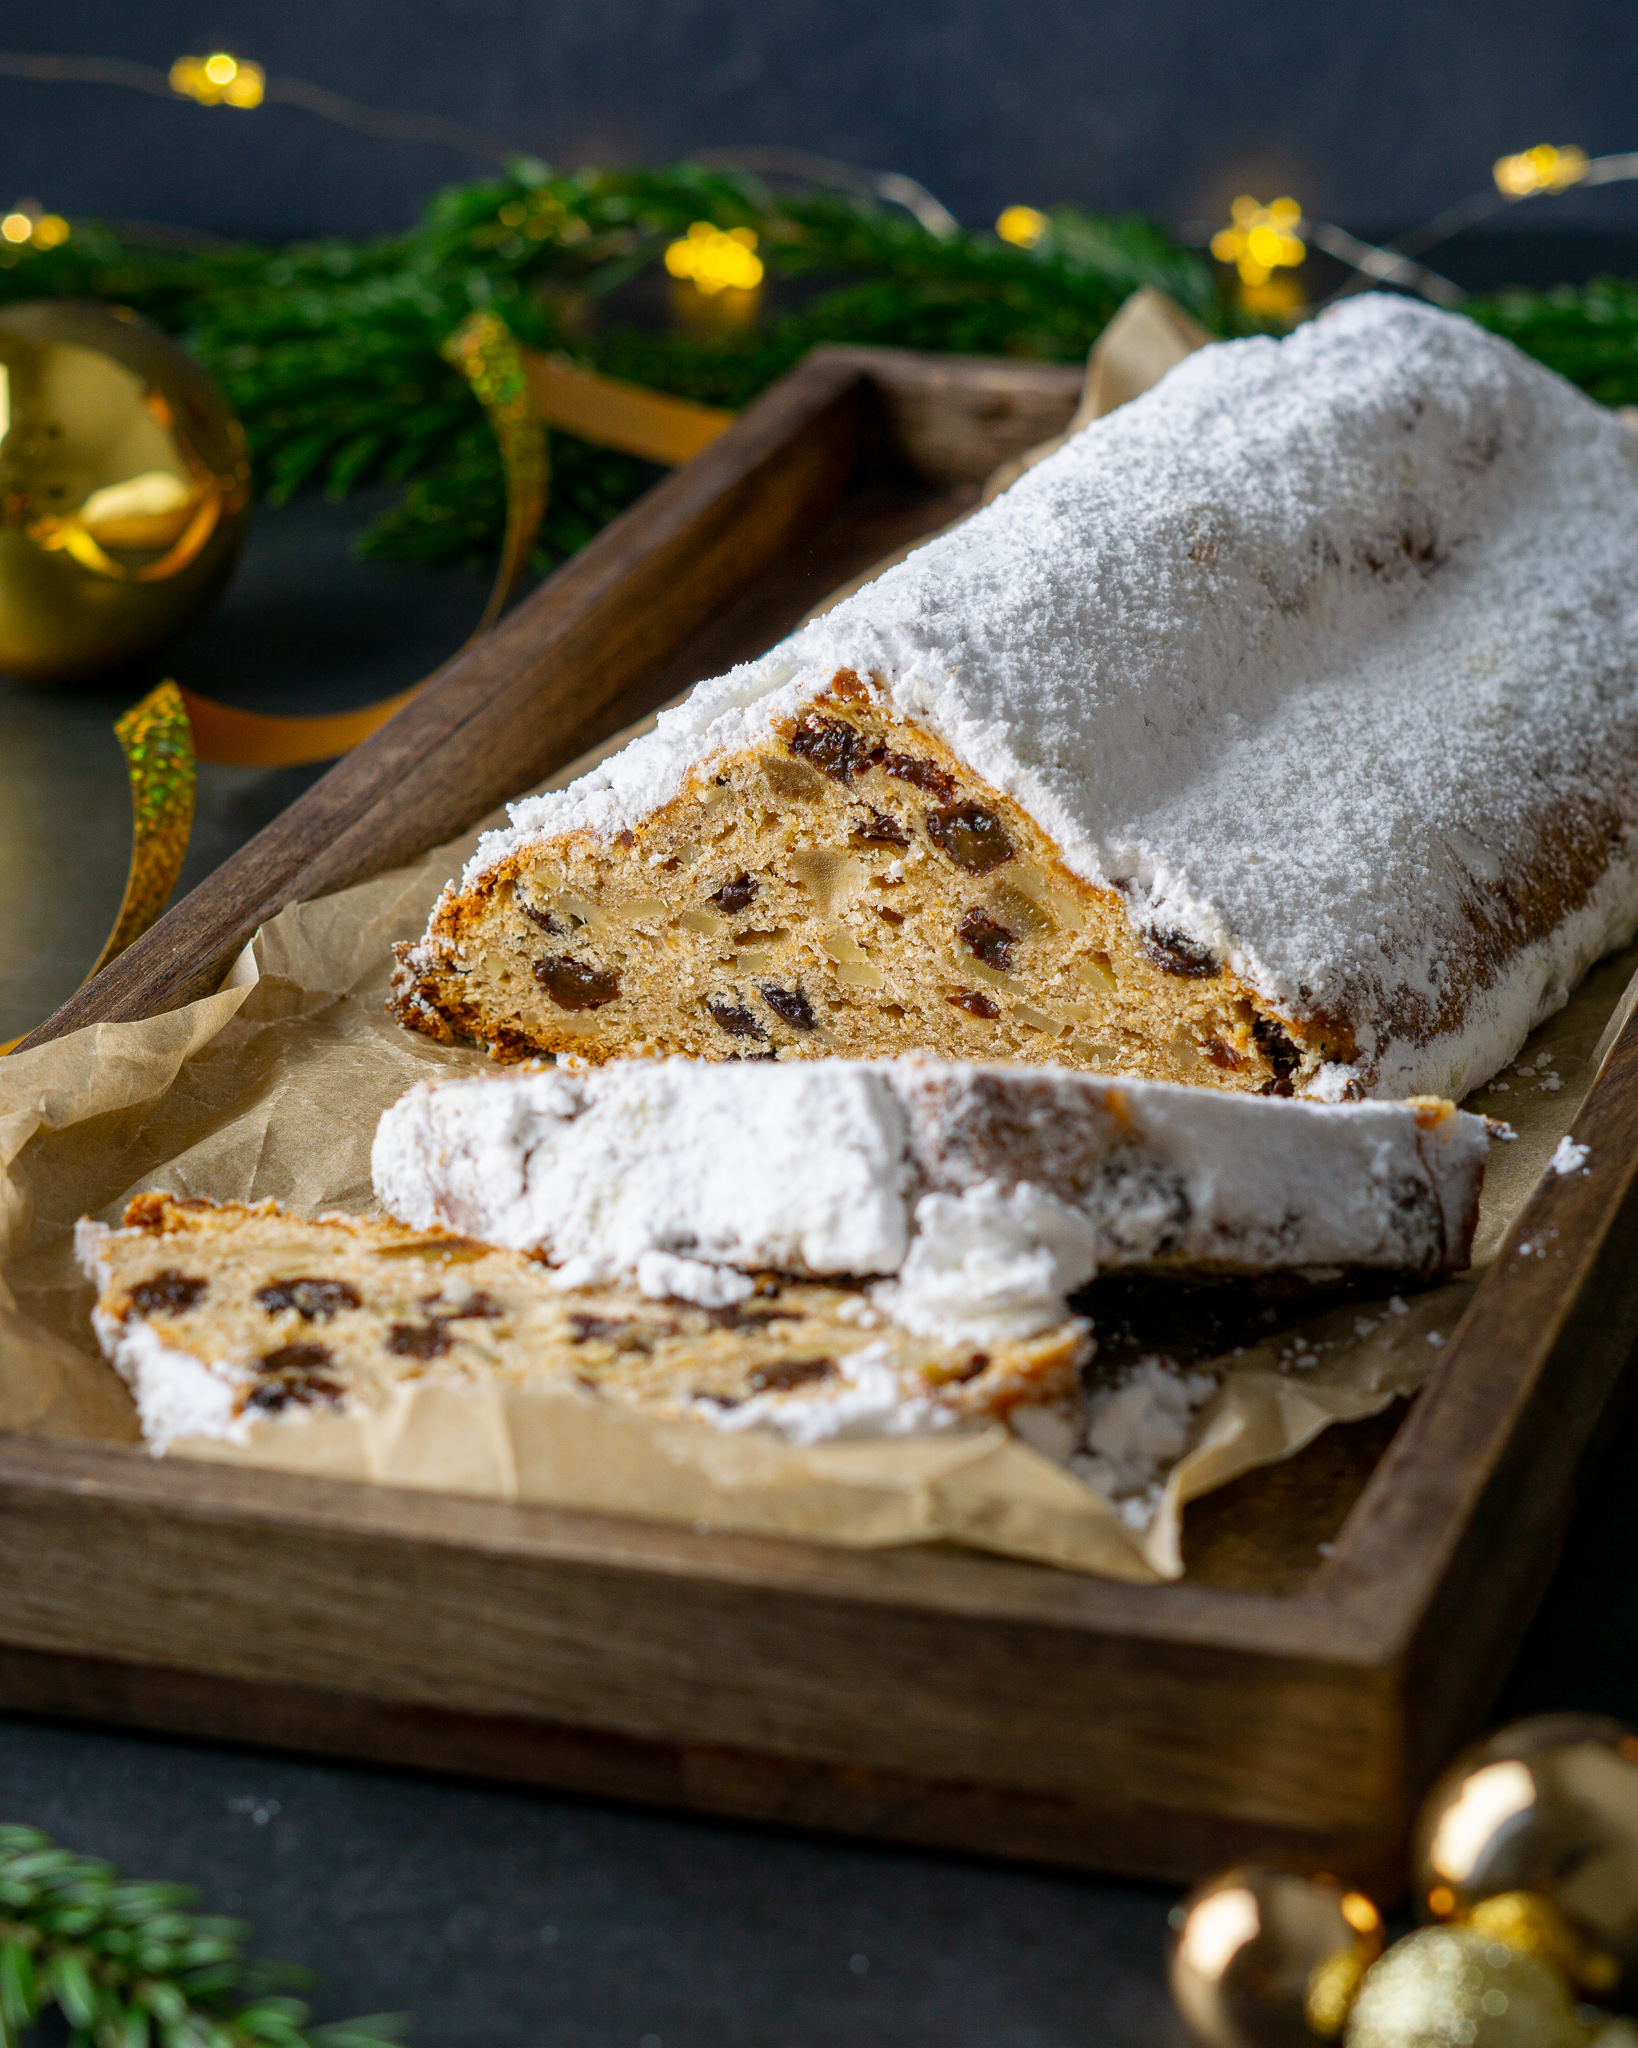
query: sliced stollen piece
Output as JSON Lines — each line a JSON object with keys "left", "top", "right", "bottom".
{"left": 76, "top": 1194, "right": 1086, "bottom": 1457}
{"left": 371, "top": 1058, "right": 1493, "bottom": 1343}
{"left": 391, "top": 295, "right": 1638, "bottom": 1101}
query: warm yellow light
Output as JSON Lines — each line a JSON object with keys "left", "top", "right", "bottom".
{"left": 663, "top": 220, "right": 763, "bottom": 295}
{"left": 170, "top": 52, "right": 264, "bottom": 108}
{"left": 996, "top": 204, "right": 1048, "bottom": 248}
{"left": 31, "top": 213, "right": 69, "bottom": 249}
{"left": 1494, "top": 142, "right": 1588, "bottom": 197}
{"left": 1213, "top": 195, "right": 1306, "bottom": 286}
{"left": 222, "top": 64, "right": 264, "bottom": 108}
{"left": 0, "top": 214, "right": 31, "bottom": 245}
{"left": 1340, "top": 1892, "right": 1382, "bottom": 1936}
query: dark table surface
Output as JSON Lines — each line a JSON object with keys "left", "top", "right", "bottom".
{"left": 3, "top": 492, "right": 1638, "bottom": 2048}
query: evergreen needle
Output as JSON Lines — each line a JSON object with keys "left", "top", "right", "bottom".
{"left": 0, "top": 1828, "right": 403, "bottom": 2048}
{"left": 0, "top": 159, "right": 1628, "bottom": 578}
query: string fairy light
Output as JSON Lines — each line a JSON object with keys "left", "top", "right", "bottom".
{"left": 1210, "top": 195, "right": 1305, "bottom": 286}
{"left": 1319, "top": 139, "right": 1638, "bottom": 308}
{"left": 0, "top": 197, "right": 70, "bottom": 263}
{"left": 663, "top": 221, "right": 763, "bottom": 294}
{"left": 168, "top": 52, "right": 265, "bottom": 110}
{"left": 2, "top": 46, "right": 1638, "bottom": 310}
{"left": 995, "top": 205, "right": 1048, "bottom": 248}
{"left": 691, "top": 147, "right": 959, "bottom": 238}
{"left": 0, "top": 46, "right": 514, "bottom": 164}
{"left": 1494, "top": 142, "right": 1588, "bottom": 197}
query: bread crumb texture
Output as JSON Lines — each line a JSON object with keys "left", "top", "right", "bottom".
{"left": 393, "top": 297, "right": 1638, "bottom": 1102}
{"left": 393, "top": 698, "right": 1312, "bottom": 1089}
{"left": 79, "top": 1194, "right": 1085, "bottom": 1453}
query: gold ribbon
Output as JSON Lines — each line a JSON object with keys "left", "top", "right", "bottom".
{"left": 176, "top": 681, "right": 423, "bottom": 768}
{"left": 2, "top": 679, "right": 195, "bottom": 1053}
{"left": 521, "top": 351, "right": 733, "bottom": 467}
{"left": 443, "top": 309, "right": 551, "bottom": 638}
{"left": 5, "top": 332, "right": 735, "bottom": 1046}
{"left": 180, "top": 334, "right": 735, "bottom": 768}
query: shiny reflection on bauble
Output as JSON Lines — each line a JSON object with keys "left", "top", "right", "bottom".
{"left": 0, "top": 299, "right": 249, "bottom": 681}
{"left": 1413, "top": 1713, "right": 1638, "bottom": 1997}
{"left": 1169, "top": 1865, "right": 1384, "bottom": 2045}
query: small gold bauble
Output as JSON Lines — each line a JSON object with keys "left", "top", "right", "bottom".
{"left": 1413, "top": 1714, "right": 1638, "bottom": 1996}
{"left": 1169, "top": 1866, "right": 1385, "bottom": 2045}
{"left": 0, "top": 298, "right": 250, "bottom": 681}
{"left": 1345, "top": 1925, "right": 1586, "bottom": 2047}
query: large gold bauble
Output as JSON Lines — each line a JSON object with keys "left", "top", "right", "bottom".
{"left": 1345, "top": 1925, "right": 1588, "bottom": 2046}
{"left": 0, "top": 299, "right": 250, "bottom": 681}
{"left": 1413, "top": 1714, "right": 1638, "bottom": 1996}
{"left": 1169, "top": 1866, "right": 1385, "bottom": 2045}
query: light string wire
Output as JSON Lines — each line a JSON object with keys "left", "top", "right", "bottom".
{"left": 0, "top": 48, "right": 515, "bottom": 165}
{"left": 4, "top": 48, "right": 1637, "bottom": 299}
{"left": 0, "top": 51, "right": 959, "bottom": 236}
{"left": 0, "top": 55, "right": 1633, "bottom": 1033}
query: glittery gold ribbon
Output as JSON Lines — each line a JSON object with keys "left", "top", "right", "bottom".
{"left": 89, "top": 679, "right": 197, "bottom": 975}
{"left": 443, "top": 309, "right": 550, "bottom": 637}
{"left": 2, "top": 679, "right": 196, "bottom": 1053}
{"left": 5, "top": 335, "right": 733, "bottom": 1048}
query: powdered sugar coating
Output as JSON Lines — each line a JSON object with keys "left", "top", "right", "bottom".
{"left": 371, "top": 1059, "right": 912, "bottom": 1282}
{"left": 462, "top": 296, "right": 1638, "bottom": 1099}
{"left": 372, "top": 1057, "right": 1491, "bottom": 1341}
{"left": 76, "top": 1223, "right": 252, "bottom": 1453}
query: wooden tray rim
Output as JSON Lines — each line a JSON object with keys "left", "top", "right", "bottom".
{"left": 5, "top": 342, "right": 1637, "bottom": 1695}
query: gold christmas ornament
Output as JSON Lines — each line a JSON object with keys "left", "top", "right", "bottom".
{"left": 1413, "top": 1714, "right": 1638, "bottom": 1994}
{"left": 1465, "top": 1891, "right": 1621, "bottom": 1997}
{"left": 1345, "top": 1924, "right": 1591, "bottom": 2046}
{"left": 1168, "top": 1866, "right": 1384, "bottom": 2045}
{"left": 0, "top": 299, "right": 250, "bottom": 681}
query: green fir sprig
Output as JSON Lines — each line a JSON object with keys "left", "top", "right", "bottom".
{"left": 0, "top": 1825, "right": 402, "bottom": 2048}
{"left": 1466, "top": 274, "right": 1638, "bottom": 406}
{"left": 0, "top": 159, "right": 1631, "bottom": 578}
{"left": 0, "top": 162, "right": 1236, "bottom": 570}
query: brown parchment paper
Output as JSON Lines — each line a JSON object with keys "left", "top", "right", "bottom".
{"left": 2, "top": 292, "right": 1631, "bottom": 1580}
{"left": 1, "top": 709, "right": 1631, "bottom": 1582}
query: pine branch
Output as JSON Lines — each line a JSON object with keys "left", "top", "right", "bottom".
{"left": 1468, "top": 276, "right": 1638, "bottom": 406}
{"left": 0, "top": 1826, "right": 404, "bottom": 2048}
{"left": 1, "top": 159, "right": 1632, "bottom": 575}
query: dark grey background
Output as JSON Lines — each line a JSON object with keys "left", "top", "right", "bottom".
{"left": 6, "top": 8, "right": 1638, "bottom": 2042}
{"left": 1, "top": 1, "right": 1637, "bottom": 243}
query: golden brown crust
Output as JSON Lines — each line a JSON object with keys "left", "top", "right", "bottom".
{"left": 392, "top": 684, "right": 1345, "bottom": 1092}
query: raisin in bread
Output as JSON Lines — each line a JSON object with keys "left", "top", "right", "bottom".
{"left": 76, "top": 1194, "right": 1086, "bottom": 1456}
{"left": 391, "top": 297, "right": 1638, "bottom": 1101}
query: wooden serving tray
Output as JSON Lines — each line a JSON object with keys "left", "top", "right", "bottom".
{"left": 10, "top": 347, "right": 1638, "bottom": 1890}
